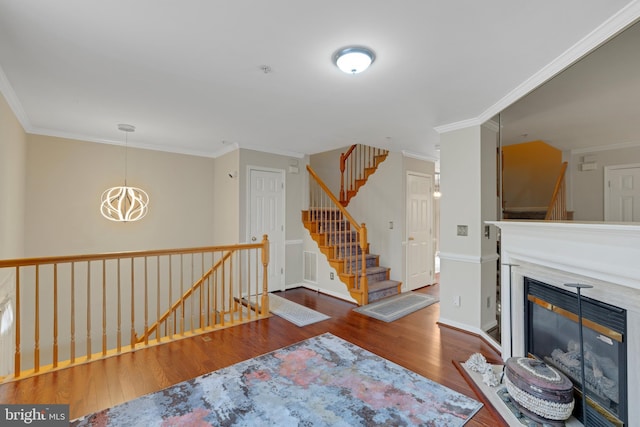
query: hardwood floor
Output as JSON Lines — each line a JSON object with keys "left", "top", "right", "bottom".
{"left": 0, "top": 284, "right": 505, "bottom": 426}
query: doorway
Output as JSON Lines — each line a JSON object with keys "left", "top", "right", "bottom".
{"left": 247, "top": 167, "right": 285, "bottom": 292}
{"left": 406, "top": 172, "right": 434, "bottom": 290}
{"left": 604, "top": 164, "right": 640, "bottom": 221}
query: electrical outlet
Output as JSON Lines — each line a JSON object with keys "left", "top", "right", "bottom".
{"left": 330, "top": 272, "right": 334, "bottom": 280}
{"left": 453, "top": 295, "right": 461, "bottom": 307}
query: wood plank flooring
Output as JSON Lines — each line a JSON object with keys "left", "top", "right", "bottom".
{"left": 0, "top": 284, "right": 505, "bottom": 426}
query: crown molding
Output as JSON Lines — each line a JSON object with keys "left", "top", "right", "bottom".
{"left": 27, "top": 126, "right": 231, "bottom": 158}
{"left": 401, "top": 150, "right": 439, "bottom": 162}
{"left": 435, "top": 0, "right": 640, "bottom": 136}
{"left": 0, "top": 65, "right": 31, "bottom": 131}
{"left": 571, "top": 140, "right": 640, "bottom": 155}
{"left": 240, "top": 143, "right": 306, "bottom": 159}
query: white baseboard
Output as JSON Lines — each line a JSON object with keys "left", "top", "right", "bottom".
{"left": 286, "top": 282, "right": 356, "bottom": 304}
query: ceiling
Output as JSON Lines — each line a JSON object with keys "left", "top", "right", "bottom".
{"left": 0, "top": 1, "right": 638, "bottom": 160}
{"left": 501, "top": 17, "right": 640, "bottom": 152}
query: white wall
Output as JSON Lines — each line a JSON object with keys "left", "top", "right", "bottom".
{"left": 439, "top": 123, "right": 499, "bottom": 335}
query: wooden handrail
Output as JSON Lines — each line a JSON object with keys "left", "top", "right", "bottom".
{"left": 0, "top": 238, "right": 270, "bottom": 383}
{"left": 338, "top": 144, "right": 389, "bottom": 206}
{"left": 545, "top": 162, "right": 569, "bottom": 220}
{"left": 307, "top": 164, "right": 369, "bottom": 303}
{"left": 0, "top": 242, "right": 266, "bottom": 268}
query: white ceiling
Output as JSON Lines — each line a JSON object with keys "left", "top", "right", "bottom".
{"left": 501, "top": 16, "right": 640, "bottom": 152}
{"left": 0, "top": 1, "right": 638, "bottom": 159}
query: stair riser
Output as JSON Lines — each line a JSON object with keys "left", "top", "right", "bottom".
{"left": 345, "top": 258, "right": 378, "bottom": 270}
{"left": 325, "top": 233, "right": 358, "bottom": 244}
{"left": 368, "top": 287, "right": 399, "bottom": 303}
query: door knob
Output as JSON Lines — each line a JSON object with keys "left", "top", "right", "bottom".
{"left": 408, "top": 237, "right": 415, "bottom": 241}
{"left": 251, "top": 236, "right": 257, "bottom": 242}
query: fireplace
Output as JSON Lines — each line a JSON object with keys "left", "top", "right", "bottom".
{"left": 525, "top": 277, "right": 627, "bottom": 426}
{"left": 488, "top": 221, "right": 640, "bottom": 425}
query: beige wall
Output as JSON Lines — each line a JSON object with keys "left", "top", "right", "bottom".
{"left": 570, "top": 145, "right": 640, "bottom": 220}
{"left": 213, "top": 149, "right": 240, "bottom": 244}
{"left": 502, "top": 140, "right": 562, "bottom": 209}
{"left": 0, "top": 92, "right": 26, "bottom": 259}
{"left": 26, "top": 134, "right": 215, "bottom": 256}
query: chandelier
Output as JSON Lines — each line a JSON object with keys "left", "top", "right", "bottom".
{"left": 100, "top": 124, "right": 149, "bottom": 222}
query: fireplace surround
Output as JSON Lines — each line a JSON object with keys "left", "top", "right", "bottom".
{"left": 488, "top": 221, "right": 640, "bottom": 425}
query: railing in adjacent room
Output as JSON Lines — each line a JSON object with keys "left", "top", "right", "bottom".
{"left": 545, "top": 161, "right": 569, "bottom": 220}
{"left": 0, "top": 237, "right": 270, "bottom": 382}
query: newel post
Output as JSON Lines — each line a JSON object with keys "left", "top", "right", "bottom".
{"left": 261, "top": 235, "right": 269, "bottom": 315}
{"left": 339, "top": 152, "right": 347, "bottom": 202}
{"left": 359, "top": 223, "right": 368, "bottom": 297}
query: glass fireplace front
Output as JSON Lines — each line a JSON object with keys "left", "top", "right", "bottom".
{"left": 525, "top": 277, "right": 627, "bottom": 427}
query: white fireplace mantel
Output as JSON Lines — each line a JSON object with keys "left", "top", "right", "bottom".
{"left": 489, "top": 220, "right": 640, "bottom": 424}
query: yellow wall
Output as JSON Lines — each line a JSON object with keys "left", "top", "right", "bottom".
{"left": 502, "top": 140, "right": 563, "bottom": 209}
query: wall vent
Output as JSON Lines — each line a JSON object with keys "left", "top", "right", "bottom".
{"left": 303, "top": 251, "right": 317, "bottom": 283}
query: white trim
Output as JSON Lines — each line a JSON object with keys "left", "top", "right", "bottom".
{"left": 285, "top": 239, "right": 303, "bottom": 245}
{"left": 482, "top": 119, "right": 500, "bottom": 133}
{"left": 439, "top": 252, "right": 499, "bottom": 264}
{"left": 0, "top": 65, "right": 30, "bottom": 131}
{"left": 295, "top": 283, "right": 356, "bottom": 303}
{"left": 438, "top": 317, "right": 502, "bottom": 354}
{"left": 571, "top": 140, "right": 640, "bottom": 155}
{"left": 401, "top": 150, "right": 439, "bottom": 162}
{"left": 242, "top": 144, "right": 306, "bottom": 159}
{"left": 604, "top": 163, "right": 640, "bottom": 221}
{"left": 435, "top": 1, "right": 640, "bottom": 136}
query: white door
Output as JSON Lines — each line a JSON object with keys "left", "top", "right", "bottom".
{"left": 406, "top": 173, "right": 434, "bottom": 290}
{"left": 248, "top": 168, "right": 285, "bottom": 292}
{"left": 605, "top": 165, "right": 640, "bottom": 221}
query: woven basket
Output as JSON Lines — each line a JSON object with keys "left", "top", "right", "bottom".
{"left": 505, "top": 357, "right": 574, "bottom": 421}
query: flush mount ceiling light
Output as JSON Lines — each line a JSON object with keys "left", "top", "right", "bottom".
{"left": 333, "top": 46, "right": 375, "bottom": 74}
{"left": 100, "top": 124, "right": 149, "bottom": 222}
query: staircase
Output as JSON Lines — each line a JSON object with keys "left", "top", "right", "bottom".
{"left": 340, "top": 144, "right": 389, "bottom": 206}
{"left": 503, "top": 161, "right": 573, "bottom": 220}
{"left": 305, "top": 164, "right": 401, "bottom": 306}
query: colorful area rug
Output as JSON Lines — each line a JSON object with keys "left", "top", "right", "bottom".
{"left": 269, "top": 293, "right": 330, "bottom": 326}
{"left": 72, "top": 333, "right": 482, "bottom": 426}
{"left": 354, "top": 292, "right": 438, "bottom": 322}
